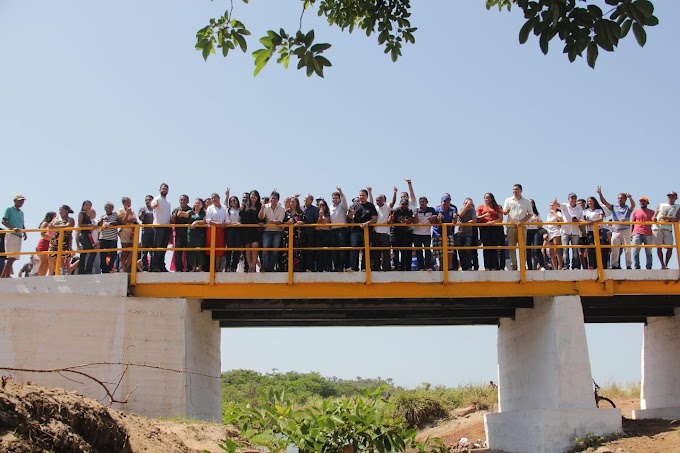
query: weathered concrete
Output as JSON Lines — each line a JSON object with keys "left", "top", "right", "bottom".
{"left": 0, "top": 275, "right": 221, "bottom": 421}
{"left": 485, "top": 295, "right": 622, "bottom": 453}
{"left": 632, "top": 307, "right": 680, "bottom": 420}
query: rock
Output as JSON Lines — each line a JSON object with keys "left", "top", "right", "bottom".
{"left": 458, "top": 437, "right": 469, "bottom": 448}
{"left": 595, "top": 447, "right": 614, "bottom": 453}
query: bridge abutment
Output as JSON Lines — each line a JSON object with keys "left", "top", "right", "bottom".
{"left": 485, "top": 295, "right": 621, "bottom": 453}
{"left": 0, "top": 274, "right": 221, "bottom": 421}
{"left": 632, "top": 307, "right": 680, "bottom": 420}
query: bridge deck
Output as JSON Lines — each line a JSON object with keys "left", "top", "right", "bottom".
{"left": 132, "top": 270, "right": 680, "bottom": 326}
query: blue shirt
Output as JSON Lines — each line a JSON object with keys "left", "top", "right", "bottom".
{"left": 432, "top": 205, "right": 458, "bottom": 237}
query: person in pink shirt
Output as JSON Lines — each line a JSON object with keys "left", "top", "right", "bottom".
{"left": 631, "top": 196, "right": 655, "bottom": 269}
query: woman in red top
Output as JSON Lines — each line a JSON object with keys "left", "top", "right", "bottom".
{"left": 476, "top": 193, "right": 504, "bottom": 270}
{"left": 36, "top": 211, "right": 56, "bottom": 276}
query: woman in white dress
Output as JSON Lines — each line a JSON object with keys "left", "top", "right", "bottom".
{"left": 545, "top": 200, "right": 564, "bottom": 271}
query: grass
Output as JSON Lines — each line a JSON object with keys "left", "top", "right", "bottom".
{"left": 598, "top": 381, "right": 640, "bottom": 400}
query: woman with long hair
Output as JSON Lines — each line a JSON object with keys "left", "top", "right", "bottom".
{"left": 584, "top": 196, "right": 609, "bottom": 269}
{"left": 240, "top": 190, "right": 262, "bottom": 272}
{"left": 187, "top": 198, "right": 206, "bottom": 272}
{"left": 77, "top": 200, "right": 96, "bottom": 274}
{"left": 225, "top": 192, "right": 242, "bottom": 272}
{"left": 282, "top": 196, "right": 304, "bottom": 272}
{"left": 315, "top": 200, "right": 332, "bottom": 272}
{"left": 545, "top": 200, "right": 564, "bottom": 271}
{"left": 476, "top": 193, "right": 504, "bottom": 270}
{"left": 36, "top": 211, "right": 57, "bottom": 276}
{"left": 48, "top": 205, "right": 75, "bottom": 275}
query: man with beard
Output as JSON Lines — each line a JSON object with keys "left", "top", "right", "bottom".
{"left": 150, "top": 183, "right": 171, "bottom": 272}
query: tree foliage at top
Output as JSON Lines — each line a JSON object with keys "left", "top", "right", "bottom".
{"left": 196, "top": 0, "right": 659, "bottom": 75}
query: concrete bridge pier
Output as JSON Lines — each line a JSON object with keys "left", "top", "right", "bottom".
{"left": 484, "top": 295, "right": 621, "bottom": 453}
{"left": 632, "top": 307, "right": 680, "bottom": 420}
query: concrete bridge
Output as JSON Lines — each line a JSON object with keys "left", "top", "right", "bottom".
{"left": 1, "top": 270, "right": 679, "bottom": 453}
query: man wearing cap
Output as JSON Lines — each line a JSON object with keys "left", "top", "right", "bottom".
{"left": 652, "top": 191, "right": 680, "bottom": 269}
{"left": 502, "top": 184, "right": 532, "bottom": 271}
{"left": 1, "top": 194, "right": 27, "bottom": 278}
{"left": 559, "top": 193, "right": 585, "bottom": 270}
{"left": 431, "top": 194, "right": 458, "bottom": 271}
{"left": 597, "top": 186, "right": 635, "bottom": 269}
{"left": 631, "top": 196, "right": 655, "bottom": 269}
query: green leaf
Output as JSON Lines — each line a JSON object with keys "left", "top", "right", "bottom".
{"left": 632, "top": 22, "right": 647, "bottom": 46}
{"left": 539, "top": 32, "right": 549, "bottom": 55}
{"left": 587, "top": 41, "right": 598, "bottom": 68}
{"left": 234, "top": 33, "right": 248, "bottom": 52}
{"left": 633, "top": 0, "right": 654, "bottom": 18}
{"left": 316, "top": 56, "right": 332, "bottom": 67}
{"left": 304, "top": 29, "right": 315, "bottom": 47}
{"left": 620, "top": 19, "right": 633, "bottom": 38}
{"left": 519, "top": 17, "right": 535, "bottom": 44}
{"left": 311, "top": 43, "right": 331, "bottom": 53}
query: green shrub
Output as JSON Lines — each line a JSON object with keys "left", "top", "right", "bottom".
{"left": 393, "top": 392, "right": 448, "bottom": 427}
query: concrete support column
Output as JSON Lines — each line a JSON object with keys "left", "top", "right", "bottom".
{"left": 632, "top": 307, "right": 680, "bottom": 420}
{"left": 484, "top": 295, "right": 621, "bottom": 453}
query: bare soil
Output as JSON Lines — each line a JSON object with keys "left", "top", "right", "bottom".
{"left": 2, "top": 382, "right": 678, "bottom": 453}
{"left": 418, "top": 398, "right": 680, "bottom": 452}
{"left": 0, "top": 381, "right": 232, "bottom": 452}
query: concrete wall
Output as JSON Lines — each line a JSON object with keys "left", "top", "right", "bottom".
{"left": 0, "top": 275, "right": 221, "bottom": 421}
{"left": 632, "top": 307, "right": 680, "bottom": 420}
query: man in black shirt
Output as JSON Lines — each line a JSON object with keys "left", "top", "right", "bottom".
{"left": 391, "top": 199, "right": 414, "bottom": 271}
{"left": 300, "top": 194, "right": 319, "bottom": 271}
{"left": 171, "top": 194, "right": 193, "bottom": 272}
{"left": 347, "top": 189, "right": 378, "bottom": 271}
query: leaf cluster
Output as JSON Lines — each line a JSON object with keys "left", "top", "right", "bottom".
{"left": 515, "top": 0, "right": 658, "bottom": 68}
{"left": 220, "top": 387, "right": 448, "bottom": 453}
{"left": 196, "top": 0, "right": 416, "bottom": 77}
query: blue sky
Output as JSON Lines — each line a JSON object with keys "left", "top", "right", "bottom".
{"left": 1, "top": 1, "right": 678, "bottom": 388}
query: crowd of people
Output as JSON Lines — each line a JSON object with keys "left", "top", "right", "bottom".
{"left": 2, "top": 180, "right": 680, "bottom": 278}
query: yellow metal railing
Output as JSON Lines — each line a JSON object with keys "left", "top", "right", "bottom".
{"left": 1, "top": 220, "right": 678, "bottom": 285}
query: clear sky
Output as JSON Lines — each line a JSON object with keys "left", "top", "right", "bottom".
{"left": 1, "top": 1, "right": 678, "bottom": 388}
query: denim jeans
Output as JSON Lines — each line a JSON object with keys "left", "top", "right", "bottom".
{"left": 391, "top": 234, "right": 411, "bottom": 271}
{"left": 140, "top": 228, "right": 154, "bottom": 270}
{"left": 454, "top": 234, "right": 473, "bottom": 270}
{"left": 174, "top": 229, "right": 188, "bottom": 272}
{"left": 330, "top": 228, "right": 349, "bottom": 271}
{"left": 316, "top": 229, "right": 331, "bottom": 272}
{"left": 632, "top": 234, "right": 653, "bottom": 269}
{"left": 587, "top": 230, "right": 611, "bottom": 269}
{"left": 262, "top": 231, "right": 282, "bottom": 272}
{"left": 152, "top": 227, "right": 171, "bottom": 271}
{"left": 561, "top": 233, "right": 581, "bottom": 269}
{"left": 412, "top": 234, "right": 432, "bottom": 270}
{"left": 349, "top": 228, "right": 366, "bottom": 271}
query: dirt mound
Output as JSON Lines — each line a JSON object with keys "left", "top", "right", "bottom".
{"left": 0, "top": 381, "right": 230, "bottom": 453}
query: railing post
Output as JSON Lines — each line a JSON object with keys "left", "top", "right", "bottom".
{"left": 363, "top": 224, "right": 371, "bottom": 285}
{"left": 54, "top": 227, "right": 65, "bottom": 276}
{"left": 209, "top": 225, "right": 216, "bottom": 285}
{"left": 288, "top": 224, "right": 294, "bottom": 285}
{"left": 130, "top": 224, "right": 140, "bottom": 286}
{"left": 442, "top": 224, "right": 449, "bottom": 284}
{"left": 593, "top": 224, "right": 605, "bottom": 282}
{"left": 674, "top": 222, "right": 680, "bottom": 275}
{"left": 518, "top": 224, "right": 526, "bottom": 282}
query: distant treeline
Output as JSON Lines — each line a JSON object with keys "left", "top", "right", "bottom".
{"left": 221, "top": 369, "right": 392, "bottom": 405}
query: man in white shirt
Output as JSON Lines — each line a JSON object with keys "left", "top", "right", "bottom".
{"left": 259, "top": 191, "right": 286, "bottom": 272}
{"left": 652, "top": 191, "right": 680, "bottom": 269}
{"left": 502, "top": 184, "right": 533, "bottom": 271}
{"left": 368, "top": 187, "right": 396, "bottom": 271}
{"left": 560, "top": 192, "right": 584, "bottom": 270}
{"left": 329, "top": 187, "right": 349, "bottom": 271}
{"left": 150, "top": 182, "right": 171, "bottom": 272}
{"left": 598, "top": 186, "right": 635, "bottom": 269}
